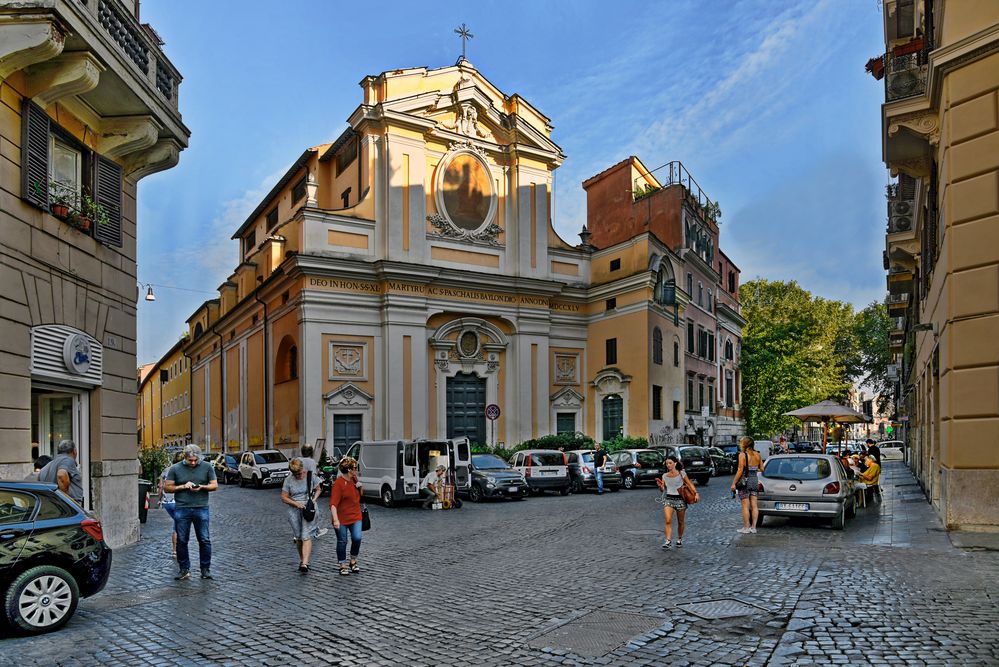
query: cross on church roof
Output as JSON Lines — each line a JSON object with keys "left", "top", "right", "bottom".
{"left": 454, "top": 23, "right": 473, "bottom": 63}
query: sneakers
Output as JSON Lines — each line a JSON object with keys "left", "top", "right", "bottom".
{"left": 661, "top": 539, "right": 672, "bottom": 549}
{"left": 316, "top": 527, "right": 329, "bottom": 538}
{"left": 737, "top": 527, "right": 752, "bottom": 534}
{"left": 749, "top": 527, "right": 757, "bottom": 534}
{"left": 676, "top": 538, "right": 683, "bottom": 547}
{"left": 200, "top": 569, "right": 214, "bottom": 580}
{"left": 174, "top": 569, "right": 191, "bottom": 581}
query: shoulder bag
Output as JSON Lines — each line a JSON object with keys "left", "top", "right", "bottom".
{"left": 361, "top": 503, "right": 371, "bottom": 531}
{"left": 678, "top": 472, "right": 697, "bottom": 505}
{"left": 301, "top": 470, "right": 317, "bottom": 522}
{"left": 735, "top": 453, "right": 749, "bottom": 491}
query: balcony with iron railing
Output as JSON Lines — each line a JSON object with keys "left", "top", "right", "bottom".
{"left": 884, "top": 44, "right": 930, "bottom": 102}
{"left": 887, "top": 292, "right": 910, "bottom": 310}
{"left": 635, "top": 160, "right": 721, "bottom": 224}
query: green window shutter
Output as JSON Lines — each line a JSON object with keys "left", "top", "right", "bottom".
{"left": 21, "top": 100, "right": 50, "bottom": 209}
{"left": 93, "top": 154, "right": 123, "bottom": 247}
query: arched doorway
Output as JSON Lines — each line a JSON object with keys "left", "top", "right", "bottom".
{"left": 602, "top": 394, "right": 623, "bottom": 441}
{"left": 446, "top": 372, "right": 486, "bottom": 445}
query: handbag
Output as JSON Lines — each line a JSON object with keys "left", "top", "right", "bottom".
{"left": 679, "top": 473, "right": 697, "bottom": 505}
{"left": 301, "top": 470, "right": 317, "bottom": 522}
{"left": 735, "top": 453, "right": 748, "bottom": 491}
{"left": 361, "top": 504, "right": 371, "bottom": 531}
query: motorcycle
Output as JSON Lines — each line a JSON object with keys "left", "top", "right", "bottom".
{"left": 318, "top": 465, "right": 336, "bottom": 497}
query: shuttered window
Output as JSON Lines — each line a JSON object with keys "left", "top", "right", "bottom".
{"left": 20, "top": 100, "right": 124, "bottom": 248}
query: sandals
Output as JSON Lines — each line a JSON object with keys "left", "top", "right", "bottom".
{"left": 350, "top": 560, "right": 360, "bottom": 573}
{"left": 339, "top": 564, "right": 351, "bottom": 576}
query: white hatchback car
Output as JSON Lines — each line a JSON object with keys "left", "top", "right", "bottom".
{"left": 877, "top": 440, "right": 905, "bottom": 461}
{"left": 238, "top": 449, "right": 291, "bottom": 488}
{"left": 510, "top": 449, "right": 570, "bottom": 495}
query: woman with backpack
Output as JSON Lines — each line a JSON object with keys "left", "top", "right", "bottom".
{"left": 281, "top": 457, "right": 321, "bottom": 573}
{"left": 656, "top": 455, "right": 699, "bottom": 549}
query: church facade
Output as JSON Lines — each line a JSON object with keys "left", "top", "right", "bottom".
{"left": 182, "top": 60, "right": 740, "bottom": 454}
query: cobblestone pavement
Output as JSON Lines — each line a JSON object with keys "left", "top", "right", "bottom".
{"left": 5, "top": 462, "right": 998, "bottom": 666}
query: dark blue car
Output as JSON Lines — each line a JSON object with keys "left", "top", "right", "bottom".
{"left": 0, "top": 481, "right": 112, "bottom": 634}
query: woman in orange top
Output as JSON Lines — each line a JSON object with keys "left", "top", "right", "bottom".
{"left": 330, "top": 456, "right": 364, "bottom": 576}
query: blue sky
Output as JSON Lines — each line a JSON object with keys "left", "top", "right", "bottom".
{"left": 136, "top": 0, "right": 888, "bottom": 364}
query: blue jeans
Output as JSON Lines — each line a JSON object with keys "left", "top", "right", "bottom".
{"left": 595, "top": 468, "right": 604, "bottom": 493}
{"left": 174, "top": 506, "right": 211, "bottom": 572}
{"left": 336, "top": 521, "right": 362, "bottom": 563}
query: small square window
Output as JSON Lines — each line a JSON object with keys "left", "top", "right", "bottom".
{"left": 609, "top": 258, "right": 621, "bottom": 271}
{"left": 606, "top": 297, "right": 616, "bottom": 311}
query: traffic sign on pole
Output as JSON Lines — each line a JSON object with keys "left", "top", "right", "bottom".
{"left": 485, "top": 404, "right": 501, "bottom": 421}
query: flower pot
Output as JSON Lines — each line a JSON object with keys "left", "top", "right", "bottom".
{"left": 74, "top": 216, "right": 92, "bottom": 233}
{"left": 51, "top": 203, "right": 69, "bottom": 219}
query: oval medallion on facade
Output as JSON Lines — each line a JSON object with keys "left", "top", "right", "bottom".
{"left": 440, "top": 153, "right": 492, "bottom": 231}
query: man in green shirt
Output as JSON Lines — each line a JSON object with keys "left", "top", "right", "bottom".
{"left": 164, "top": 444, "right": 218, "bottom": 580}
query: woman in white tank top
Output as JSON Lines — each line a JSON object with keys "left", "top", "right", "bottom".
{"left": 656, "top": 455, "right": 699, "bottom": 549}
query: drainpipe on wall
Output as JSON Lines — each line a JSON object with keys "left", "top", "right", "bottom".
{"left": 253, "top": 277, "right": 270, "bottom": 449}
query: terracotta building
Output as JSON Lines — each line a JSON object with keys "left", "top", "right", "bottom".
{"left": 0, "top": 0, "right": 189, "bottom": 546}
{"left": 176, "top": 59, "right": 720, "bottom": 461}
{"left": 583, "top": 158, "right": 745, "bottom": 444}
{"left": 875, "top": 0, "right": 999, "bottom": 529}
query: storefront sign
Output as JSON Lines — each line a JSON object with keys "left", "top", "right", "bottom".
{"left": 63, "top": 333, "right": 92, "bottom": 375}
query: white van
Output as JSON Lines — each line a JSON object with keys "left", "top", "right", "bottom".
{"left": 754, "top": 440, "right": 773, "bottom": 460}
{"left": 343, "top": 438, "right": 471, "bottom": 507}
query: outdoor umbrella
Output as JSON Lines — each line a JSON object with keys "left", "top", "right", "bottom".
{"left": 784, "top": 400, "right": 871, "bottom": 453}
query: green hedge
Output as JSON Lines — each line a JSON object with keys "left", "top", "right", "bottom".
{"left": 470, "top": 433, "right": 653, "bottom": 461}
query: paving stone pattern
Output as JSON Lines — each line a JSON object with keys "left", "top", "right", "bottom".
{"left": 4, "top": 463, "right": 998, "bottom": 666}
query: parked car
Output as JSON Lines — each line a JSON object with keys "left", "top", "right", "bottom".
{"left": 238, "top": 450, "right": 291, "bottom": 488}
{"left": 707, "top": 447, "right": 735, "bottom": 475}
{"left": 566, "top": 450, "right": 622, "bottom": 493}
{"left": 211, "top": 452, "right": 241, "bottom": 485}
{"left": 0, "top": 481, "right": 112, "bottom": 634}
{"left": 757, "top": 454, "right": 857, "bottom": 530}
{"left": 510, "top": 450, "right": 570, "bottom": 495}
{"left": 877, "top": 440, "right": 905, "bottom": 461}
{"left": 676, "top": 446, "right": 713, "bottom": 485}
{"left": 612, "top": 449, "right": 666, "bottom": 490}
{"left": 719, "top": 444, "right": 740, "bottom": 461}
{"left": 465, "top": 454, "right": 529, "bottom": 502}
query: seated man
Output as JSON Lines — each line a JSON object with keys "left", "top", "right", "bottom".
{"left": 419, "top": 465, "right": 462, "bottom": 509}
{"left": 856, "top": 455, "right": 881, "bottom": 487}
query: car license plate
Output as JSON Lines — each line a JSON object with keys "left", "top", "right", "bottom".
{"left": 507, "top": 486, "right": 519, "bottom": 493}
{"left": 692, "top": 460, "right": 703, "bottom": 465}
{"left": 540, "top": 469, "right": 556, "bottom": 476}
{"left": 775, "top": 502, "right": 809, "bottom": 511}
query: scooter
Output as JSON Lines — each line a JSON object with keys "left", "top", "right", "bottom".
{"left": 318, "top": 465, "right": 336, "bottom": 497}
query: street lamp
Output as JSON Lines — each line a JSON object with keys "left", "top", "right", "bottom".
{"left": 138, "top": 283, "right": 156, "bottom": 302}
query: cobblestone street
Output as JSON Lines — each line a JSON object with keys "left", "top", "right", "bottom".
{"left": 6, "top": 462, "right": 999, "bottom": 666}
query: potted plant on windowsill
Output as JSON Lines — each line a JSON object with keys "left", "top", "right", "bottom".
{"left": 48, "top": 183, "right": 75, "bottom": 220}
{"left": 76, "top": 194, "right": 110, "bottom": 234}
{"left": 66, "top": 209, "right": 91, "bottom": 233}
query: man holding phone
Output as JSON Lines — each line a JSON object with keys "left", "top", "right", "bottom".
{"left": 164, "top": 444, "right": 218, "bottom": 580}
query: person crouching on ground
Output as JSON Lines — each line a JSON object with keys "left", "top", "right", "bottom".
{"left": 656, "top": 456, "right": 698, "bottom": 549}
{"left": 158, "top": 451, "right": 185, "bottom": 560}
{"left": 419, "top": 464, "right": 462, "bottom": 509}
{"left": 163, "top": 444, "right": 218, "bottom": 580}
{"left": 282, "top": 457, "right": 321, "bottom": 574}
{"left": 330, "top": 456, "right": 364, "bottom": 576}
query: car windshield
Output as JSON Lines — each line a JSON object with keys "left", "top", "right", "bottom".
{"left": 763, "top": 457, "right": 832, "bottom": 480}
{"left": 255, "top": 452, "right": 287, "bottom": 464}
{"left": 472, "top": 455, "right": 509, "bottom": 470}
{"left": 637, "top": 451, "right": 662, "bottom": 466}
{"left": 532, "top": 453, "right": 564, "bottom": 466}
{"left": 225, "top": 455, "right": 237, "bottom": 465}
{"left": 680, "top": 447, "right": 708, "bottom": 459}
{"left": 721, "top": 446, "right": 738, "bottom": 454}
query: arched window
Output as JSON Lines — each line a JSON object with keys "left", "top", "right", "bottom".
{"left": 275, "top": 335, "right": 299, "bottom": 383}
{"left": 652, "top": 327, "right": 663, "bottom": 365}
{"left": 725, "top": 340, "right": 734, "bottom": 361}
{"left": 673, "top": 340, "right": 680, "bottom": 367}
{"left": 193, "top": 322, "right": 204, "bottom": 339}
{"left": 653, "top": 268, "right": 675, "bottom": 306}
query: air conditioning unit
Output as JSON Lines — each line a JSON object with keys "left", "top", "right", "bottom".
{"left": 887, "top": 364, "right": 899, "bottom": 380}
{"left": 890, "top": 201, "right": 912, "bottom": 231}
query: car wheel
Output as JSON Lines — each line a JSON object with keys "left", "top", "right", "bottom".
{"left": 831, "top": 504, "right": 846, "bottom": 530}
{"left": 572, "top": 477, "right": 585, "bottom": 494}
{"left": 696, "top": 476, "right": 710, "bottom": 486}
{"left": 4, "top": 565, "right": 80, "bottom": 634}
{"left": 623, "top": 474, "right": 636, "bottom": 490}
{"left": 469, "top": 484, "right": 484, "bottom": 503}
{"left": 238, "top": 475, "right": 246, "bottom": 488}
{"left": 254, "top": 475, "right": 262, "bottom": 489}
{"left": 381, "top": 486, "right": 394, "bottom": 507}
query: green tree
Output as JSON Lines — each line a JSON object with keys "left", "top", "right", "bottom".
{"left": 738, "top": 280, "right": 856, "bottom": 436}
{"left": 854, "top": 301, "right": 893, "bottom": 413}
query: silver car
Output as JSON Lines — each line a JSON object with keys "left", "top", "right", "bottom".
{"left": 757, "top": 454, "right": 856, "bottom": 530}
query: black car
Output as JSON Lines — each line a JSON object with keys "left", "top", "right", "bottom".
{"left": 0, "top": 481, "right": 112, "bottom": 634}
{"left": 707, "top": 447, "right": 735, "bottom": 475}
{"left": 465, "top": 454, "right": 529, "bottom": 502}
{"left": 720, "top": 444, "right": 740, "bottom": 461}
{"left": 612, "top": 449, "right": 666, "bottom": 490}
{"left": 676, "top": 446, "right": 713, "bottom": 485}
{"left": 212, "top": 452, "right": 241, "bottom": 485}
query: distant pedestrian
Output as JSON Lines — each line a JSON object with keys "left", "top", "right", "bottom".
{"left": 731, "top": 436, "right": 763, "bottom": 534}
{"left": 865, "top": 439, "right": 882, "bottom": 467}
{"left": 164, "top": 444, "right": 218, "bottom": 580}
{"left": 37, "top": 440, "right": 84, "bottom": 506}
{"left": 656, "top": 455, "right": 698, "bottom": 549}
{"left": 25, "top": 455, "right": 52, "bottom": 481}
{"left": 282, "top": 458, "right": 321, "bottom": 573}
{"left": 593, "top": 443, "right": 609, "bottom": 494}
{"left": 330, "top": 456, "right": 364, "bottom": 576}
{"left": 158, "top": 451, "right": 185, "bottom": 560}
